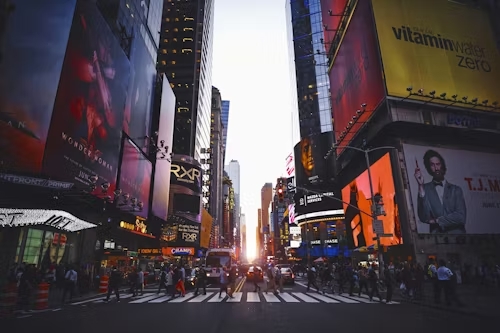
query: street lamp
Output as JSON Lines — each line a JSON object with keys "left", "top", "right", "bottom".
{"left": 325, "top": 144, "right": 397, "bottom": 278}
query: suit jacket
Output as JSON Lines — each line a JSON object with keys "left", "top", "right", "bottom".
{"left": 416, "top": 181, "right": 467, "bottom": 234}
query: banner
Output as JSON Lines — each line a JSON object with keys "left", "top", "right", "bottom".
{"left": 403, "top": 144, "right": 500, "bottom": 234}
{"left": 0, "top": 0, "right": 76, "bottom": 174}
{"left": 43, "top": 2, "right": 130, "bottom": 197}
{"left": 329, "top": 0, "right": 385, "bottom": 151}
{"left": 123, "top": 36, "right": 156, "bottom": 152}
{"left": 117, "top": 138, "right": 152, "bottom": 219}
{"left": 372, "top": 0, "right": 500, "bottom": 105}
{"left": 341, "top": 153, "right": 403, "bottom": 248}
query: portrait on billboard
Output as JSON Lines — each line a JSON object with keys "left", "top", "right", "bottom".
{"left": 404, "top": 144, "right": 500, "bottom": 234}
{"left": 294, "top": 132, "right": 335, "bottom": 187}
{"left": 341, "top": 153, "right": 403, "bottom": 249}
{"left": 42, "top": 2, "right": 130, "bottom": 197}
{"left": 0, "top": 0, "right": 76, "bottom": 174}
{"left": 117, "top": 138, "right": 152, "bottom": 219}
{"left": 123, "top": 36, "right": 156, "bottom": 152}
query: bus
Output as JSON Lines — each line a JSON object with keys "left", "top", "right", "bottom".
{"left": 204, "top": 248, "right": 236, "bottom": 282}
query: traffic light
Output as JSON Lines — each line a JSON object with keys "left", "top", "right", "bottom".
{"left": 373, "top": 194, "right": 386, "bottom": 216}
{"left": 277, "top": 187, "right": 284, "bottom": 202}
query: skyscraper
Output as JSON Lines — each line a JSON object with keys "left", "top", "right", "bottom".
{"left": 221, "top": 100, "right": 230, "bottom": 161}
{"left": 225, "top": 160, "right": 241, "bottom": 253}
{"left": 240, "top": 213, "right": 247, "bottom": 260}
{"left": 157, "top": 0, "right": 214, "bottom": 161}
{"left": 260, "top": 183, "right": 273, "bottom": 259}
{"left": 286, "top": 0, "right": 333, "bottom": 138}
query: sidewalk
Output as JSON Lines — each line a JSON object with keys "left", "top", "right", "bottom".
{"left": 391, "top": 282, "right": 500, "bottom": 318}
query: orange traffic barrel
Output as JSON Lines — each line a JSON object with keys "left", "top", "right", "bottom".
{"left": 99, "top": 275, "right": 109, "bottom": 294}
{"left": 144, "top": 271, "right": 149, "bottom": 286}
{"left": 0, "top": 283, "right": 18, "bottom": 318}
{"left": 34, "top": 282, "right": 49, "bottom": 310}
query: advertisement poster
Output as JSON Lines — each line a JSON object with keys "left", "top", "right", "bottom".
{"left": 372, "top": 0, "right": 500, "bottom": 105}
{"left": 168, "top": 155, "right": 203, "bottom": 223}
{"left": 341, "top": 153, "right": 403, "bottom": 248}
{"left": 151, "top": 76, "right": 175, "bottom": 220}
{"left": 123, "top": 36, "right": 156, "bottom": 152}
{"left": 117, "top": 138, "right": 152, "bottom": 219}
{"left": 293, "top": 132, "right": 335, "bottom": 187}
{"left": 0, "top": 0, "right": 76, "bottom": 174}
{"left": 161, "top": 215, "right": 201, "bottom": 248}
{"left": 329, "top": 0, "right": 385, "bottom": 152}
{"left": 320, "top": 0, "right": 348, "bottom": 50}
{"left": 403, "top": 144, "right": 500, "bottom": 234}
{"left": 200, "top": 208, "right": 213, "bottom": 249}
{"left": 43, "top": 2, "right": 130, "bottom": 197}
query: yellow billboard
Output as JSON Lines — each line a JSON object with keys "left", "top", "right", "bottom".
{"left": 200, "top": 208, "right": 213, "bottom": 248}
{"left": 372, "top": 0, "right": 500, "bottom": 107}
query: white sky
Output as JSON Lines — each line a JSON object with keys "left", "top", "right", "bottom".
{"left": 212, "top": 0, "right": 295, "bottom": 258}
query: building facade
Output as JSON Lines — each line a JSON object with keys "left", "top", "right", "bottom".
{"left": 240, "top": 213, "right": 247, "bottom": 261}
{"left": 221, "top": 100, "right": 230, "bottom": 162}
{"left": 225, "top": 160, "right": 241, "bottom": 254}
{"left": 260, "top": 183, "right": 273, "bottom": 259}
{"left": 208, "top": 86, "right": 225, "bottom": 248}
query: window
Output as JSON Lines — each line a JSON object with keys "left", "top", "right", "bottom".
{"left": 171, "top": 60, "right": 176, "bottom": 65}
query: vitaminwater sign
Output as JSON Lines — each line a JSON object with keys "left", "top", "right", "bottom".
{"left": 372, "top": 0, "right": 500, "bottom": 105}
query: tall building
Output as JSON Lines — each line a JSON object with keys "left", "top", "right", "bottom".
{"left": 221, "top": 100, "right": 230, "bottom": 161}
{"left": 256, "top": 208, "right": 263, "bottom": 258}
{"left": 222, "top": 172, "right": 236, "bottom": 248}
{"left": 157, "top": 0, "right": 214, "bottom": 161}
{"left": 260, "top": 183, "right": 273, "bottom": 258}
{"left": 286, "top": 0, "right": 332, "bottom": 138}
{"left": 225, "top": 160, "right": 241, "bottom": 254}
{"left": 208, "top": 86, "right": 225, "bottom": 248}
{"left": 240, "top": 213, "right": 247, "bottom": 261}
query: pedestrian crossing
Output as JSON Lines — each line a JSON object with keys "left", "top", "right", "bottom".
{"left": 70, "top": 291, "right": 400, "bottom": 305}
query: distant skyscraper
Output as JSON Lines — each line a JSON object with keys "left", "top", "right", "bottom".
{"left": 157, "top": 0, "right": 214, "bottom": 161}
{"left": 225, "top": 160, "right": 241, "bottom": 252}
{"left": 240, "top": 213, "right": 246, "bottom": 260}
{"left": 221, "top": 100, "right": 230, "bottom": 161}
{"left": 260, "top": 183, "right": 273, "bottom": 258}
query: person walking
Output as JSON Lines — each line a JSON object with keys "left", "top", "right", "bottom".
{"left": 61, "top": 265, "right": 78, "bottom": 304}
{"left": 105, "top": 267, "right": 122, "bottom": 303}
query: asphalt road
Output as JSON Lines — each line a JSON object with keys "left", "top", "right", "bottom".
{"left": 1, "top": 275, "right": 491, "bottom": 333}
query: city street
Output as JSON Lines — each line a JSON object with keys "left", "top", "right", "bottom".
{"left": 1, "top": 275, "right": 492, "bottom": 333}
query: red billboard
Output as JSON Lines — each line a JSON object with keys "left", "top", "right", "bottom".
{"left": 320, "top": 0, "right": 348, "bottom": 46}
{"left": 42, "top": 2, "right": 130, "bottom": 197}
{"left": 329, "top": 0, "right": 385, "bottom": 154}
{"left": 117, "top": 138, "right": 152, "bottom": 219}
{"left": 0, "top": 0, "right": 76, "bottom": 174}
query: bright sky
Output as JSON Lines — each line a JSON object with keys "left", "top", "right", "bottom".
{"left": 212, "top": 0, "right": 295, "bottom": 259}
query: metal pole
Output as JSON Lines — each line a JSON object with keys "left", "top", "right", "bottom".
{"left": 364, "top": 150, "right": 384, "bottom": 279}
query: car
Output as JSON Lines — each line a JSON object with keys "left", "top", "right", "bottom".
{"left": 280, "top": 267, "right": 295, "bottom": 285}
{"left": 246, "top": 265, "right": 264, "bottom": 282}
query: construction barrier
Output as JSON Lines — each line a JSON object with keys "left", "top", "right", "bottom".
{"left": 144, "top": 272, "right": 149, "bottom": 286}
{"left": 0, "top": 283, "right": 18, "bottom": 318}
{"left": 34, "top": 282, "right": 49, "bottom": 310}
{"left": 99, "top": 275, "right": 109, "bottom": 294}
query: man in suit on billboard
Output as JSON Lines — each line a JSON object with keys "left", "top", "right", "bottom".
{"left": 414, "top": 149, "right": 466, "bottom": 234}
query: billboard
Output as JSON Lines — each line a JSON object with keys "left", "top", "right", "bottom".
{"left": 288, "top": 204, "right": 296, "bottom": 225}
{"left": 117, "top": 138, "right": 152, "bottom": 219}
{"left": 293, "top": 132, "right": 335, "bottom": 188}
{"left": 294, "top": 190, "right": 344, "bottom": 223}
{"left": 403, "top": 144, "right": 500, "bottom": 234}
{"left": 151, "top": 75, "right": 175, "bottom": 220}
{"left": 0, "top": 0, "right": 76, "bottom": 174}
{"left": 42, "top": 2, "right": 130, "bottom": 197}
{"left": 200, "top": 208, "right": 213, "bottom": 249}
{"left": 161, "top": 215, "right": 200, "bottom": 248}
{"left": 341, "top": 153, "right": 403, "bottom": 248}
{"left": 285, "top": 152, "right": 295, "bottom": 177}
{"left": 320, "top": 0, "right": 348, "bottom": 48}
{"left": 372, "top": 0, "right": 500, "bottom": 105}
{"left": 123, "top": 36, "right": 156, "bottom": 152}
{"left": 329, "top": 0, "right": 385, "bottom": 152}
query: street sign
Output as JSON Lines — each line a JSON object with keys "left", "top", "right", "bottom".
{"left": 372, "top": 219, "right": 384, "bottom": 235}
{"left": 379, "top": 233, "right": 393, "bottom": 238}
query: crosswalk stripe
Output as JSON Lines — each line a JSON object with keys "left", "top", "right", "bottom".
{"left": 148, "top": 295, "right": 172, "bottom": 303}
{"left": 226, "top": 292, "right": 242, "bottom": 303}
{"left": 169, "top": 293, "right": 196, "bottom": 303}
{"left": 188, "top": 292, "right": 214, "bottom": 303}
{"left": 292, "top": 292, "right": 320, "bottom": 303}
{"left": 246, "top": 292, "right": 260, "bottom": 302}
{"left": 120, "top": 293, "right": 135, "bottom": 299}
{"left": 327, "top": 294, "right": 360, "bottom": 303}
{"left": 207, "top": 294, "right": 226, "bottom": 302}
{"left": 70, "top": 297, "right": 105, "bottom": 305}
{"left": 262, "top": 293, "right": 281, "bottom": 303}
{"left": 343, "top": 295, "right": 373, "bottom": 303}
{"left": 308, "top": 293, "right": 340, "bottom": 303}
{"left": 130, "top": 294, "right": 163, "bottom": 303}
{"left": 278, "top": 292, "right": 300, "bottom": 303}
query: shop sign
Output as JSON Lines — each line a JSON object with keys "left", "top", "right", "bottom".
{"left": 127, "top": 251, "right": 138, "bottom": 257}
{"left": 309, "top": 239, "right": 321, "bottom": 245}
{"left": 178, "top": 223, "right": 199, "bottom": 243}
{"left": 0, "top": 173, "right": 74, "bottom": 189}
{"left": 138, "top": 248, "right": 160, "bottom": 255}
{"left": 446, "top": 113, "right": 479, "bottom": 128}
{"left": 0, "top": 208, "right": 96, "bottom": 232}
{"left": 325, "top": 239, "right": 339, "bottom": 244}
{"left": 162, "top": 247, "right": 195, "bottom": 256}
{"left": 120, "top": 216, "right": 147, "bottom": 234}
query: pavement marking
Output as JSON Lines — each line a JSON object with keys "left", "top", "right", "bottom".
{"left": 326, "top": 294, "right": 360, "bottom": 303}
{"left": 308, "top": 293, "right": 340, "bottom": 303}
{"left": 246, "top": 292, "right": 260, "bottom": 302}
{"left": 17, "top": 315, "right": 32, "bottom": 319}
{"left": 342, "top": 295, "right": 373, "bottom": 303}
{"left": 278, "top": 292, "right": 300, "bottom": 303}
{"left": 169, "top": 293, "right": 196, "bottom": 303}
{"left": 130, "top": 294, "right": 164, "bottom": 303}
{"left": 52, "top": 308, "right": 62, "bottom": 312}
{"left": 188, "top": 292, "right": 214, "bottom": 303}
{"left": 70, "top": 297, "right": 106, "bottom": 305}
{"left": 262, "top": 293, "right": 281, "bottom": 303}
{"left": 120, "top": 293, "right": 135, "bottom": 299}
{"left": 148, "top": 295, "right": 172, "bottom": 303}
{"left": 292, "top": 292, "right": 320, "bottom": 303}
{"left": 207, "top": 294, "right": 226, "bottom": 302}
{"left": 226, "top": 292, "right": 243, "bottom": 303}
